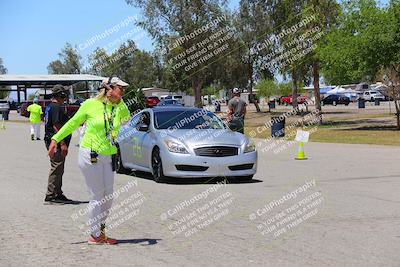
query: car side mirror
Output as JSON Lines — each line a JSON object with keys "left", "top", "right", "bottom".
{"left": 137, "top": 123, "right": 149, "bottom": 132}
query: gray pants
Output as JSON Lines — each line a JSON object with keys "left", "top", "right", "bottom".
{"left": 45, "top": 142, "right": 65, "bottom": 197}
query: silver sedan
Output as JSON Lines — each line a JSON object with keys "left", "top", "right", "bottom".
{"left": 116, "top": 107, "right": 257, "bottom": 183}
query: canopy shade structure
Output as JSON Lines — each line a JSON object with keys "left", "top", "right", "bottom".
{"left": 0, "top": 74, "right": 106, "bottom": 103}
{"left": 326, "top": 86, "right": 346, "bottom": 94}
{"left": 0, "top": 74, "right": 106, "bottom": 87}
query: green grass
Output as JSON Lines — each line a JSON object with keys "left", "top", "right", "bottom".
{"left": 245, "top": 126, "right": 400, "bottom": 146}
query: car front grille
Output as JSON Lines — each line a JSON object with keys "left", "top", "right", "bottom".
{"left": 194, "top": 146, "right": 238, "bottom": 157}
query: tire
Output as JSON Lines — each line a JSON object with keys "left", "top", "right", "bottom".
{"left": 115, "top": 148, "right": 130, "bottom": 174}
{"left": 370, "top": 97, "right": 374, "bottom": 102}
{"left": 152, "top": 147, "right": 165, "bottom": 183}
{"left": 333, "top": 101, "right": 337, "bottom": 106}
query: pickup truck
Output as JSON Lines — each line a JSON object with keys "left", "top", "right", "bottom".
{"left": 20, "top": 100, "right": 80, "bottom": 119}
{"left": 361, "top": 90, "right": 385, "bottom": 102}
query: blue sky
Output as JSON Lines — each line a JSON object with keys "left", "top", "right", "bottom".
{"left": 0, "top": 0, "right": 239, "bottom": 74}
{"left": 0, "top": 0, "right": 390, "bottom": 75}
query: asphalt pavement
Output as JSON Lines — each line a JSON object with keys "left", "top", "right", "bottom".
{"left": 0, "top": 115, "right": 399, "bottom": 266}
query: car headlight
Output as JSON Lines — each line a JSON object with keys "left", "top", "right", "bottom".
{"left": 244, "top": 141, "right": 256, "bottom": 153}
{"left": 164, "top": 139, "right": 189, "bottom": 154}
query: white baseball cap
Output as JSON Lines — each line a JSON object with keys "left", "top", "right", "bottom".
{"left": 232, "top": 87, "right": 240, "bottom": 94}
{"left": 102, "top": 77, "right": 129, "bottom": 87}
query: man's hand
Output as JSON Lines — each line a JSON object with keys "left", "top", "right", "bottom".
{"left": 48, "top": 140, "right": 58, "bottom": 158}
{"left": 60, "top": 143, "right": 68, "bottom": 157}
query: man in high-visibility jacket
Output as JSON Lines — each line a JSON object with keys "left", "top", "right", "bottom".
{"left": 27, "top": 98, "right": 43, "bottom": 140}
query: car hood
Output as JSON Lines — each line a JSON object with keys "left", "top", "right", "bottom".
{"left": 159, "top": 129, "right": 248, "bottom": 147}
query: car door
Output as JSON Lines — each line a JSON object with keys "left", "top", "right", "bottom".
{"left": 134, "top": 111, "right": 153, "bottom": 168}
{"left": 324, "top": 95, "right": 332, "bottom": 104}
{"left": 119, "top": 112, "right": 141, "bottom": 168}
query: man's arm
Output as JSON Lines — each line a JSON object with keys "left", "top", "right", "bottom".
{"left": 227, "top": 100, "right": 234, "bottom": 121}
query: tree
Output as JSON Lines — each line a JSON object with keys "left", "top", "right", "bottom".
{"left": 382, "top": 66, "right": 400, "bottom": 129}
{"left": 301, "top": 0, "right": 340, "bottom": 124}
{"left": 235, "top": 0, "right": 274, "bottom": 112}
{"left": 86, "top": 40, "right": 163, "bottom": 111}
{"left": 0, "top": 58, "right": 7, "bottom": 74}
{"left": 255, "top": 79, "right": 279, "bottom": 100}
{"left": 125, "top": 0, "right": 228, "bottom": 107}
{"left": 319, "top": 0, "right": 392, "bottom": 84}
{"left": 47, "top": 43, "right": 82, "bottom": 74}
{"left": 268, "top": 0, "right": 309, "bottom": 111}
{"left": 319, "top": 0, "right": 400, "bottom": 129}
{"left": 0, "top": 58, "right": 8, "bottom": 99}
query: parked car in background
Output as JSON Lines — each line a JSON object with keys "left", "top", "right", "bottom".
{"left": 0, "top": 100, "right": 10, "bottom": 112}
{"left": 280, "top": 95, "right": 308, "bottom": 105}
{"left": 321, "top": 94, "right": 350, "bottom": 106}
{"left": 164, "top": 95, "right": 184, "bottom": 105}
{"left": 0, "top": 100, "right": 10, "bottom": 120}
{"left": 145, "top": 96, "right": 160, "bottom": 108}
{"left": 116, "top": 107, "right": 257, "bottom": 182}
{"left": 157, "top": 99, "right": 184, "bottom": 107}
{"left": 362, "top": 90, "right": 385, "bottom": 102}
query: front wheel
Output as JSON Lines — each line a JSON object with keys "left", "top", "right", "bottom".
{"left": 152, "top": 148, "right": 165, "bottom": 183}
{"left": 115, "top": 148, "right": 130, "bottom": 174}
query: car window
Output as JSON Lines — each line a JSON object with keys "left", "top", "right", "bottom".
{"left": 129, "top": 113, "right": 142, "bottom": 127}
{"left": 154, "top": 110, "right": 225, "bottom": 130}
{"left": 165, "top": 96, "right": 172, "bottom": 99}
{"left": 173, "top": 96, "right": 182, "bottom": 99}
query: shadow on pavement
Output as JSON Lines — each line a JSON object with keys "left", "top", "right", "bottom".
{"left": 68, "top": 200, "right": 89, "bottom": 205}
{"left": 126, "top": 170, "right": 262, "bottom": 185}
{"left": 70, "top": 238, "right": 162, "bottom": 246}
{"left": 117, "top": 238, "right": 162, "bottom": 246}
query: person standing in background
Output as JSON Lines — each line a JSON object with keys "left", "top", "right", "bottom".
{"left": 44, "top": 84, "right": 72, "bottom": 204}
{"left": 227, "top": 88, "right": 247, "bottom": 134}
{"left": 27, "top": 98, "right": 43, "bottom": 140}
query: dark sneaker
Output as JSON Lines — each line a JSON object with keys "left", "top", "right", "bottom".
{"left": 36, "top": 138, "right": 41, "bottom": 140}
{"left": 56, "top": 194, "right": 73, "bottom": 203}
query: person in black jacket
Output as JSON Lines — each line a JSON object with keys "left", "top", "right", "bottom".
{"left": 43, "top": 84, "right": 72, "bottom": 204}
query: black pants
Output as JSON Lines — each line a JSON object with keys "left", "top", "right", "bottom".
{"left": 229, "top": 117, "right": 244, "bottom": 134}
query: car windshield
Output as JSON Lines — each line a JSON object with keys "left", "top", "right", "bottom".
{"left": 154, "top": 110, "right": 225, "bottom": 130}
